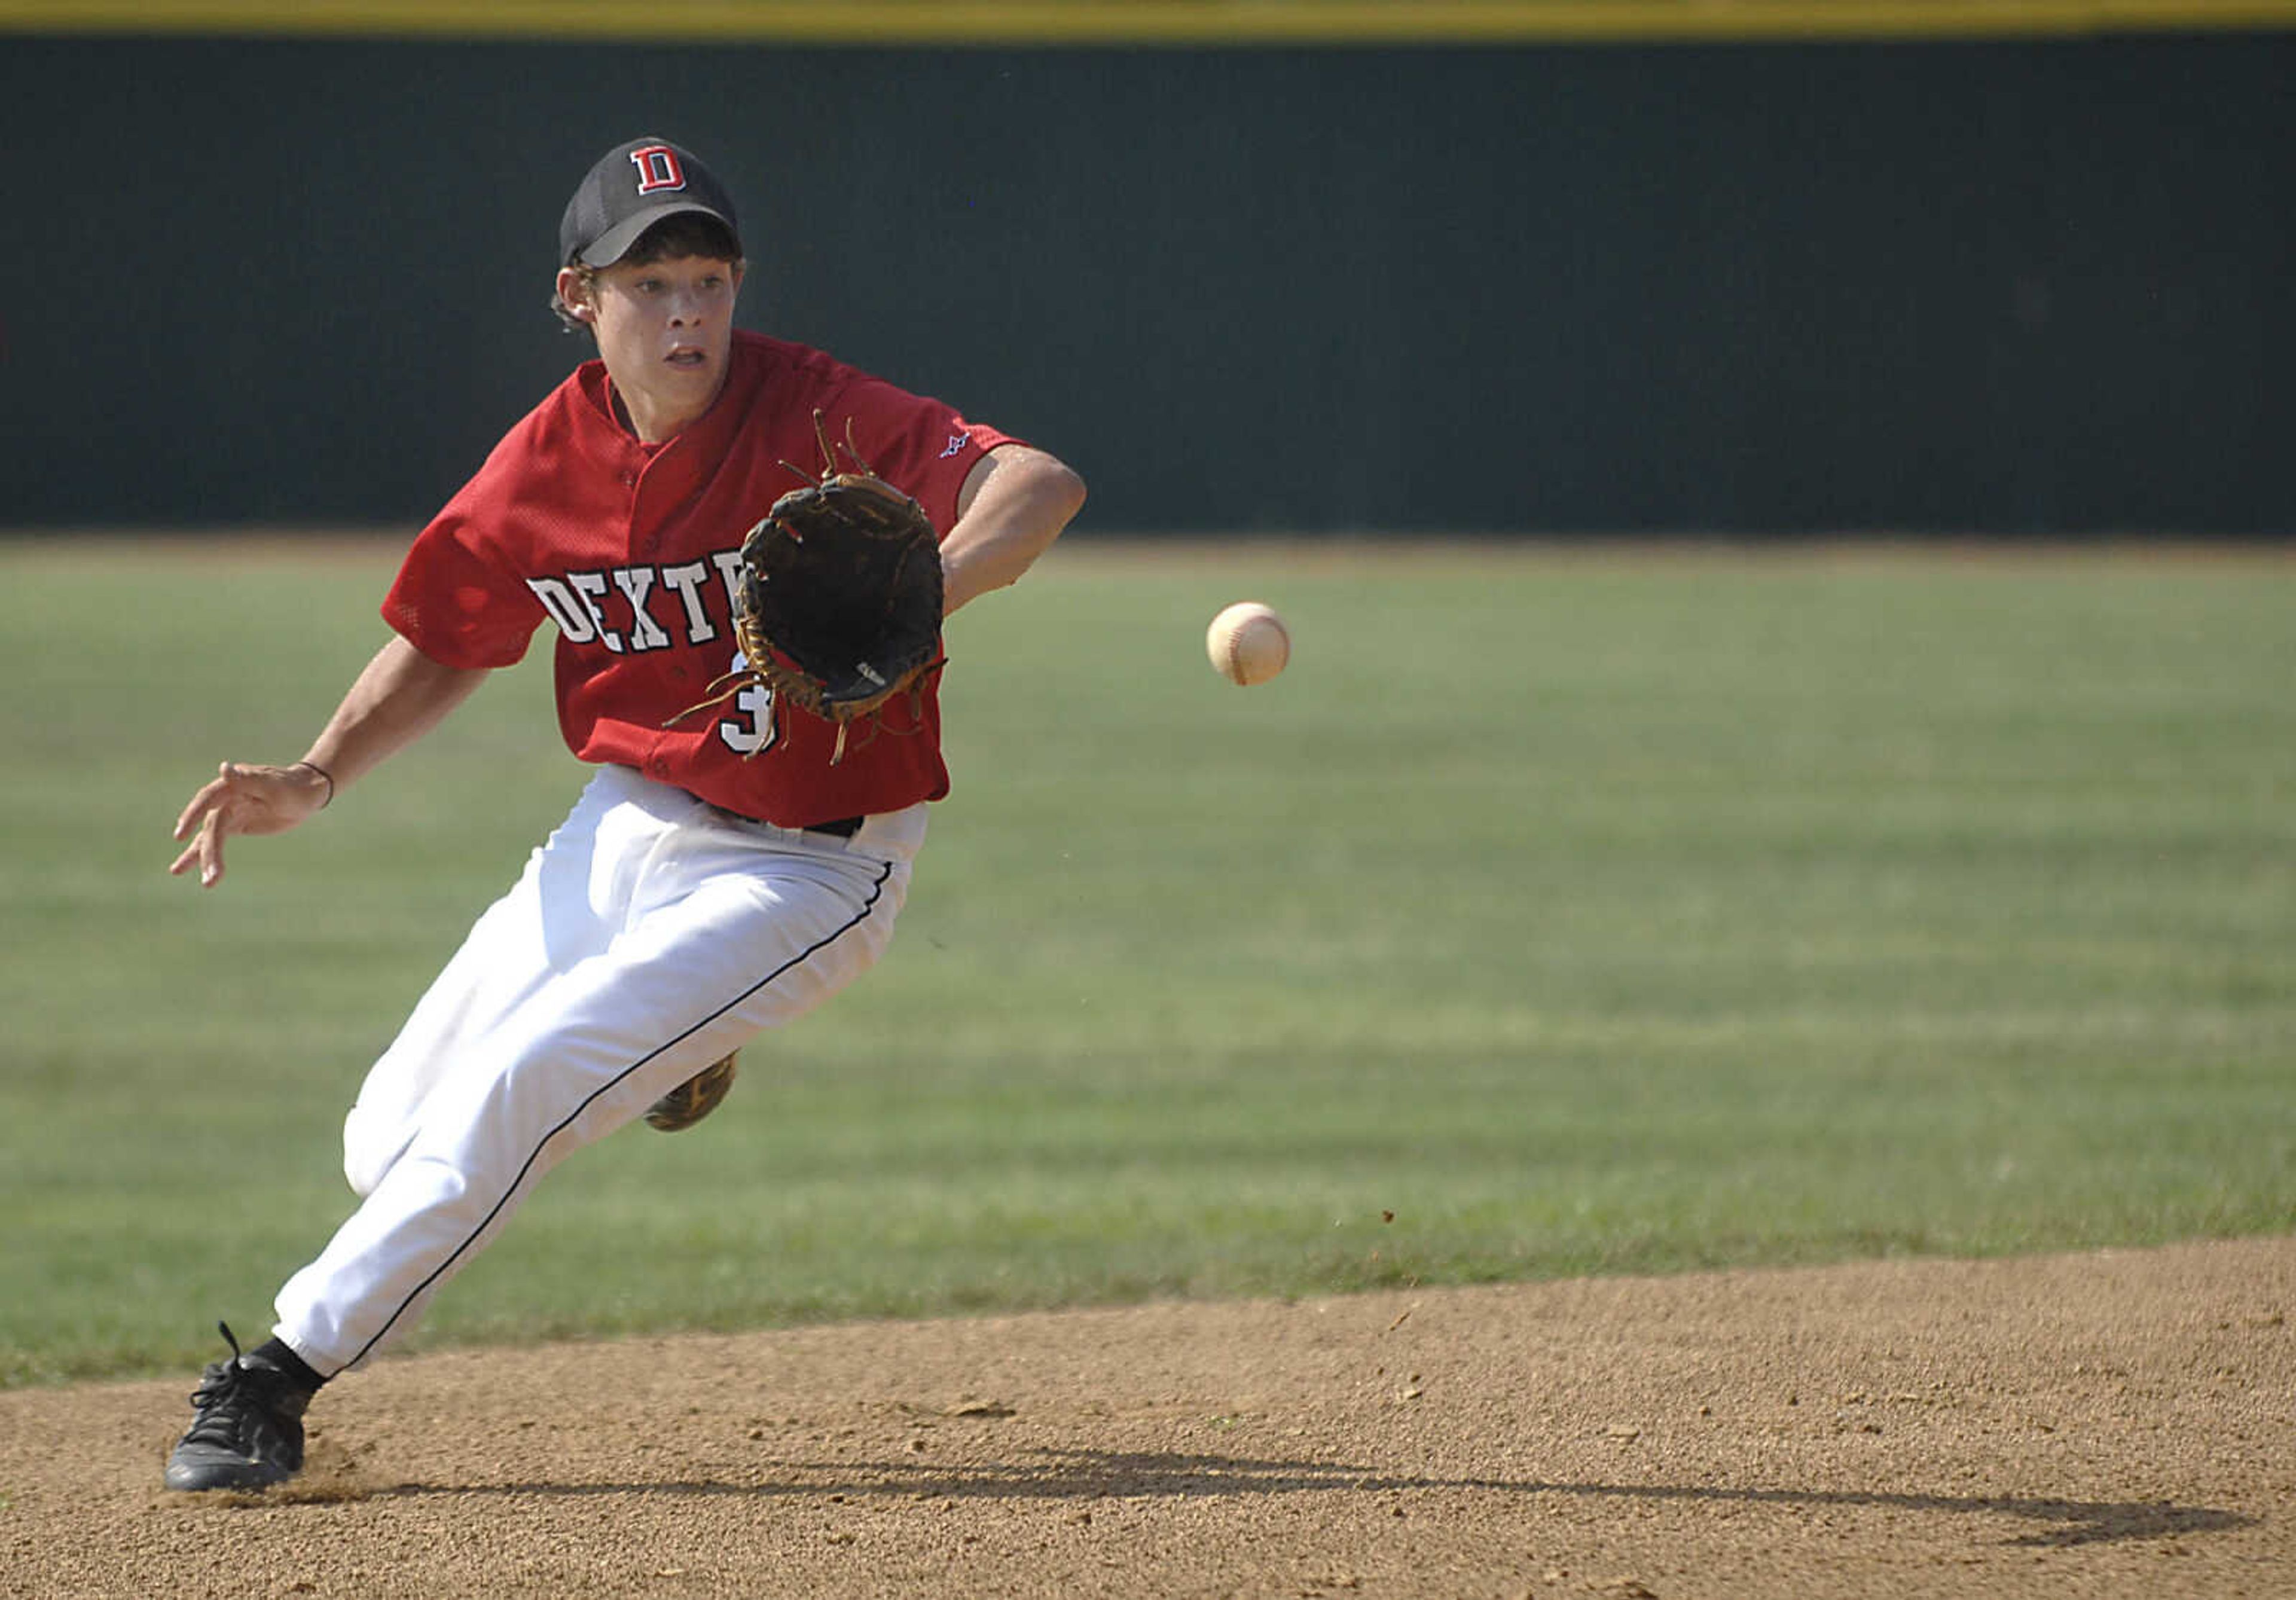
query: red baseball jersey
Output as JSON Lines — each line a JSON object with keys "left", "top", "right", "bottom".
{"left": 383, "top": 330, "right": 1015, "bottom": 827}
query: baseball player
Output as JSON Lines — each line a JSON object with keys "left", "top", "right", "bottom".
{"left": 160, "top": 136, "right": 1085, "bottom": 1492}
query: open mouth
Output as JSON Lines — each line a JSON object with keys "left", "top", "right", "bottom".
{"left": 666, "top": 347, "right": 708, "bottom": 370}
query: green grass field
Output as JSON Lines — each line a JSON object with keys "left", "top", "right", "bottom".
{"left": 2, "top": 538, "right": 2290, "bottom": 1387}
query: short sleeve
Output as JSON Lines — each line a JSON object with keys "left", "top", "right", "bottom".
{"left": 381, "top": 507, "right": 545, "bottom": 670}
{"left": 834, "top": 376, "right": 1019, "bottom": 536}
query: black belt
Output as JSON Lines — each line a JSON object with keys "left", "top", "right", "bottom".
{"left": 705, "top": 802, "right": 864, "bottom": 839}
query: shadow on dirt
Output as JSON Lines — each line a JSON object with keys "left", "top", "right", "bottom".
{"left": 370, "top": 1447, "right": 2252, "bottom": 1549}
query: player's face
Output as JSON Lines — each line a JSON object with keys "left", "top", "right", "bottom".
{"left": 566, "top": 254, "right": 745, "bottom": 441}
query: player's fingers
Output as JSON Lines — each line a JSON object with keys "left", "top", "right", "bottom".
{"left": 170, "top": 776, "right": 240, "bottom": 884}
{"left": 167, "top": 820, "right": 217, "bottom": 882}
{"left": 166, "top": 836, "right": 222, "bottom": 883}
{"left": 172, "top": 761, "right": 240, "bottom": 842}
{"left": 193, "top": 813, "right": 230, "bottom": 888}
{"left": 172, "top": 784, "right": 221, "bottom": 842}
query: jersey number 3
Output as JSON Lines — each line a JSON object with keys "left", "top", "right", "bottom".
{"left": 718, "top": 652, "right": 778, "bottom": 756}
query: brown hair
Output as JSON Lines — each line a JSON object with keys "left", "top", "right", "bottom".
{"left": 552, "top": 212, "right": 744, "bottom": 332}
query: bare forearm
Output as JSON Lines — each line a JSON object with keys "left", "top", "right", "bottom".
{"left": 172, "top": 636, "right": 488, "bottom": 887}
{"left": 942, "top": 445, "right": 1087, "bottom": 615}
{"left": 304, "top": 636, "right": 491, "bottom": 794}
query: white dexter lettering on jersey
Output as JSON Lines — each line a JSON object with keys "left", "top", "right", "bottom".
{"left": 525, "top": 576, "right": 599, "bottom": 643}
{"left": 533, "top": 560, "right": 739, "bottom": 654}
{"left": 564, "top": 571, "right": 624, "bottom": 652}
{"left": 658, "top": 560, "right": 719, "bottom": 644}
{"left": 710, "top": 548, "right": 746, "bottom": 613}
{"left": 610, "top": 568, "right": 673, "bottom": 651}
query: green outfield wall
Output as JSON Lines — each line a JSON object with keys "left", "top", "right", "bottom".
{"left": 4, "top": 22, "right": 2291, "bottom": 533}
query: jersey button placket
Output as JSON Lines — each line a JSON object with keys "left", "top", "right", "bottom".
{"left": 627, "top": 445, "right": 673, "bottom": 558}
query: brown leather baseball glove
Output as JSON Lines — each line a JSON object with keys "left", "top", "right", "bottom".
{"left": 706, "top": 411, "right": 945, "bottom": 764}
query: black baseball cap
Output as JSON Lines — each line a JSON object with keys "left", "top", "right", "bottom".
{"left": 558, "top": 136, "right": 743, "bottom": 268}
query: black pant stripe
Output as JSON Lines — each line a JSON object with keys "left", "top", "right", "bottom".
{"left": 341, "top": 854, "right": 896, "bottom": 1372}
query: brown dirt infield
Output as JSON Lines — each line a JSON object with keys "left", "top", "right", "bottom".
{"left": 4, "top": 1237, "right": 2289, "bottom": 1599}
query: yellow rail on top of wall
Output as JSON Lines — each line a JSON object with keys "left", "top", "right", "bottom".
{"left": 5, "top": 0, "right": 2295, "bottom": 44}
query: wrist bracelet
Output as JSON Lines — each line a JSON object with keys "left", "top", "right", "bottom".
{"left": 294, "top": 760, "right": 335, "bottom": 808}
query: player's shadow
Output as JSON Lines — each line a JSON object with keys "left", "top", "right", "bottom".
{"left": 371, "top": 1446, "right": 2251, "bottom": 1550}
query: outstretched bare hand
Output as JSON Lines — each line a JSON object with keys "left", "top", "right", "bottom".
{"left": 169, "top": 761, "right": 332, "bottom": 888}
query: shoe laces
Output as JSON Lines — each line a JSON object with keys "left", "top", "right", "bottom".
{"left": 181, "top": 1321, "right": 306, "bottom": 1448}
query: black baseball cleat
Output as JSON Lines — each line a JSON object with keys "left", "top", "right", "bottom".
{"left": 645, "top": 1051, "right": 738, "bottom": 1132}
{"left": 163, "top": 1323, "right": 312, "bottom": 1492}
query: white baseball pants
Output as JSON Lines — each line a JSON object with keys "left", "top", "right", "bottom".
{"left": 271, "top": 764, "right": 925, "bottom": 1376}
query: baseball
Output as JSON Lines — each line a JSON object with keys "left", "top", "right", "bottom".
{"left": 1206, "top": 601, "right": 1290, "bottom": 686}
